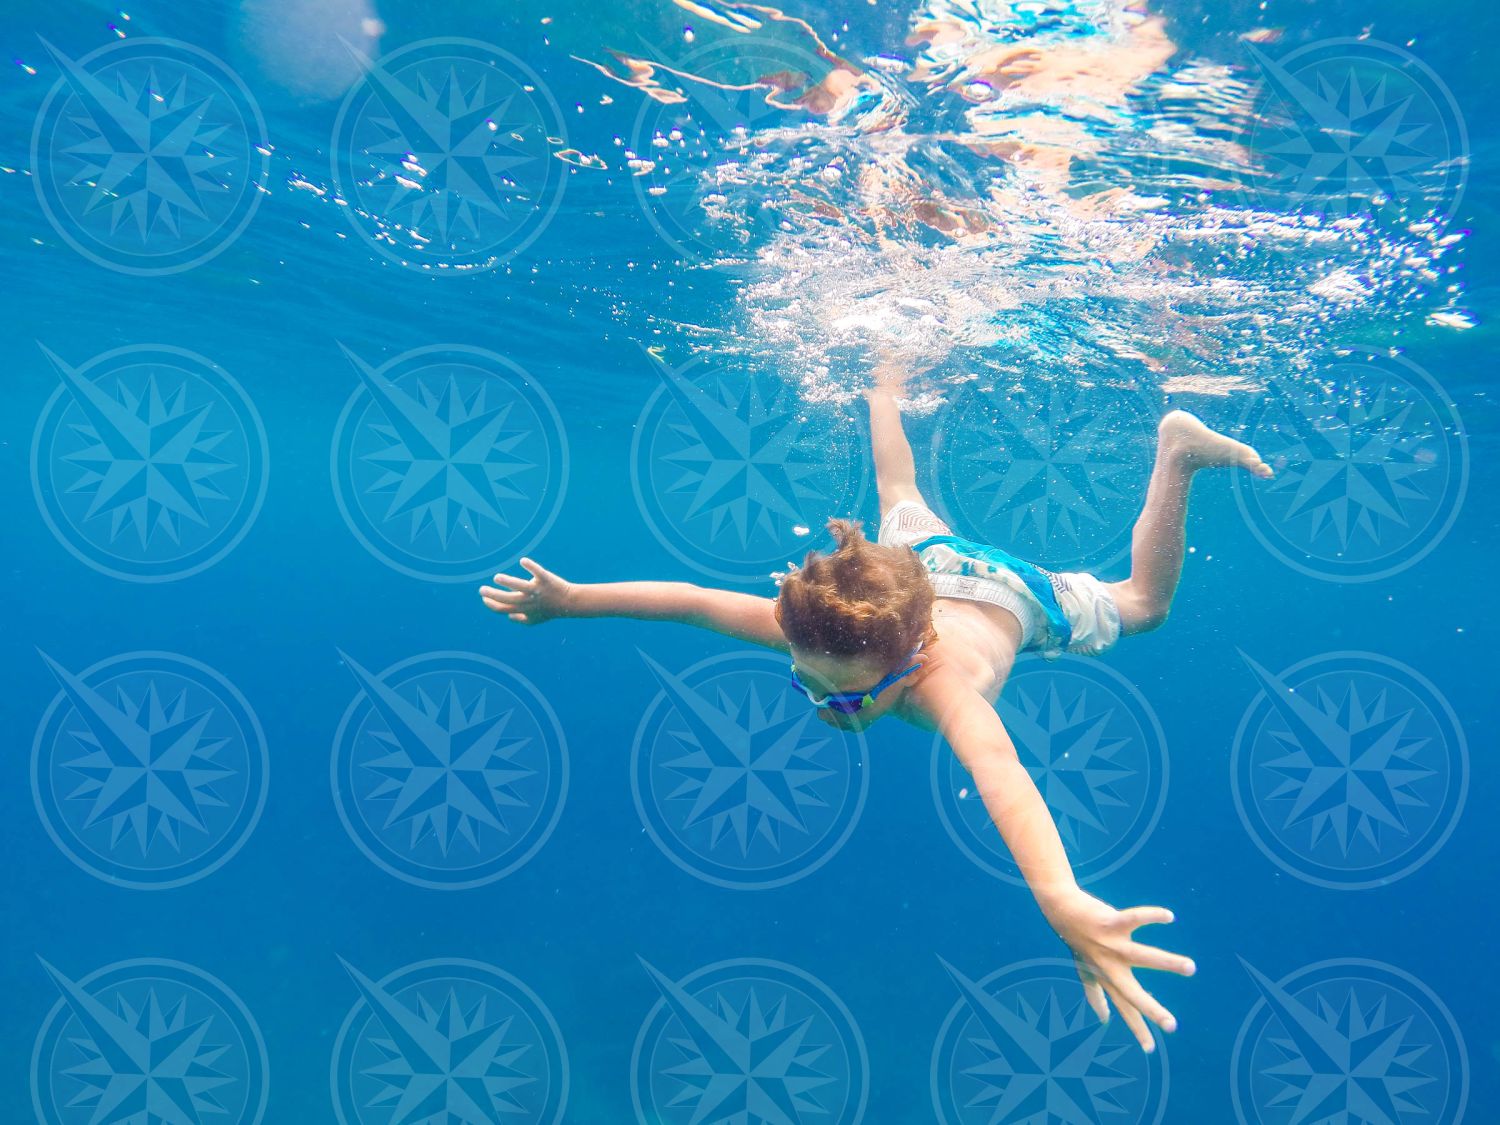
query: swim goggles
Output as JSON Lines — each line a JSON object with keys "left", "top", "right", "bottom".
{"left": 789, "top": 645, "right": 924, "bottom": 714}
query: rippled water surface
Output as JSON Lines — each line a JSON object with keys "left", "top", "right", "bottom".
{"left": 578, "top": 0, "right": 1474, "bottom": 410}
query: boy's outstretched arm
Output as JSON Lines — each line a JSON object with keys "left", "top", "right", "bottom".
{"left": 480, "top": 559, "right": 789, "bottom": 651}
{"left": 911, "top": 666, "right": 1195, "bottom": 1052}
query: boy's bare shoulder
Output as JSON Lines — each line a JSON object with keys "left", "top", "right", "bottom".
{"left": 896, "top": 661, "right": 982, "bottom": 732}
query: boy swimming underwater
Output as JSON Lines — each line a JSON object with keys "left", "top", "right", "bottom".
{"left": 480, "top": 368, "right": 1272, "bottom": 1052}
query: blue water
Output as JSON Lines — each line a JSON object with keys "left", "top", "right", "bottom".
{"left": 2, "top": 0, "right": 1497, "bottom": 1121}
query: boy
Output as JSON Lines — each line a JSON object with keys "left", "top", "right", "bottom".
{"left": 480, "top": 376, "right": 1272, "bottom": 1052}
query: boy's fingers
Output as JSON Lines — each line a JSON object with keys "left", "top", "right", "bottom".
{"left": 1109, "top": 969, "right": 1176, "bottom": 1033}
{"left": 491, "top": 573, "right": 531, "bottom": 590}
{"left": 1119, "top": 906, "right": 1174, "bottom": 930}
{"left": 1105, "top": 987, "right": 1154, "bottom": 1052}
{"left": 480, "top": 587, "right": 525, "bottom": 604}
{"left": 1127, "top": 943, "right": 1196, "bottom": 977}
{"left": 1087, "top": 984, "right": 1109, "bottom": 1025}
{"left": 508, "top": 612, "right": 527, "bottom": 624}
{"left": 1081, "top": 978, "right": 1109, "bottom": 1024}
{"left": 519, "top": 557, "right": 546, "bottom": 579}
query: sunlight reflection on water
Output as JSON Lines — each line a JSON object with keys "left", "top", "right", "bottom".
{"left": 589, "top": 0, "right": 1469, "bottom": 413}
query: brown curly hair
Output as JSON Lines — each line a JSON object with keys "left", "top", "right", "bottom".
{"left": 775, "top": 518, "right": 936, "bottom": 668}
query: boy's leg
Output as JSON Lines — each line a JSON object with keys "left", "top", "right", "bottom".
{"left": 1106, "top": 410, "right": 1272, "bottom": 635}
{"left": 865, "top": 378, "right": 927, "bottom": 519}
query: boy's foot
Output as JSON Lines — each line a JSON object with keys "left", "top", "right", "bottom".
{"left": 870, "top": 359, "right": 909, "bottom": 394}
{"left": 1159, "top": 410, "right": 1273, "bottom": 478}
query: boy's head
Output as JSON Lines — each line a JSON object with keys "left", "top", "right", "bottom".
{"left": 775, "top": 518, "right": 936, "bottom": 730}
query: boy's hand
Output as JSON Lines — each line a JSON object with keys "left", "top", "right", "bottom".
{"left": 1042, "top": 889, "right": 1195, "bottom": 1052}
{"left": 480, "top": 559, "right": 573, "bottom": 626}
